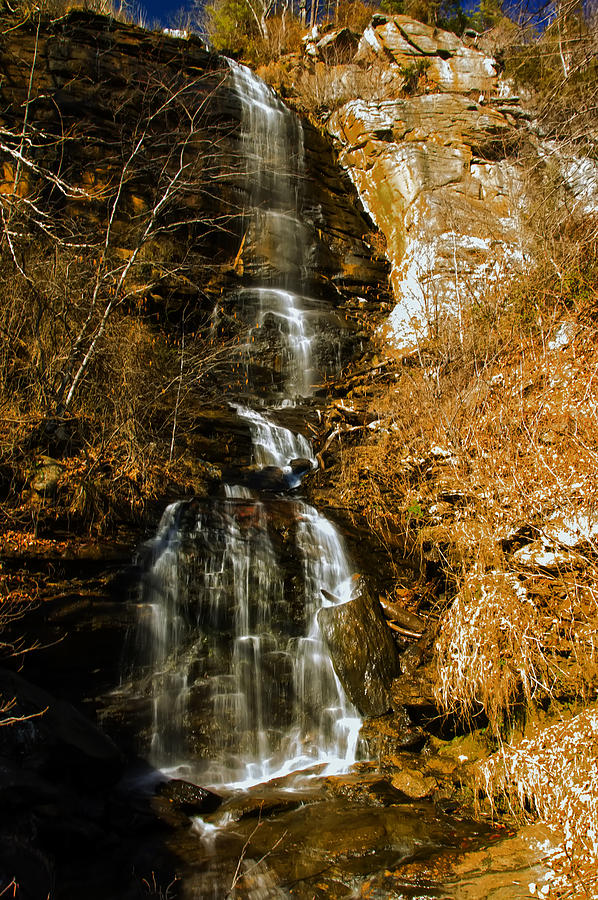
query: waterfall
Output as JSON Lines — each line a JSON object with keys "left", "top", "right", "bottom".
{"left": 231, "top": 403, "right": 313, "bottom": 467}
{"left": 134, "top": 63, "right": 362, "bottom": 789}
{"left": 228, "top": 61, "right": 317, "bottom": 401}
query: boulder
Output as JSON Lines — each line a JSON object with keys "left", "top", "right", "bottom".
{"left": 316, "top": 27, "right": 360, "bottom": 64}
{"left": 0, "top": 669, "right": 123, "bottom": 785}
{"left": 245, "top": 457, "right": 313, "bottom": 493}
{"left": 317, "top": 578, "right": 400, "bottom": 716}
{"left": 157, "top": 778, "right": 222, "bottom": 815}
{"left": 391, "top": 768, "right": 436, "bottom": 799}
{"left": 29, "top": 456, "right": 63, "bottom": 496}
{"left": 356, "top": 15, "right": 497, "bottom": 93}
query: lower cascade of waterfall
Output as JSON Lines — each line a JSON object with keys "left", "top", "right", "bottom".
{"left": 135, "top": 410, "right": 361, "bottom": 790}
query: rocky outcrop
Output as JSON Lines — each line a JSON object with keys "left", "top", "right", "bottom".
{"left": 317, "top": 578, "right": 400, "bottom": 716}
{"left": 323, "top": 14, "right": 531, "bottom": 349}
{"left": 0, "top": 8, "right": 392, "bottom": 387}
{"left": 356, "top": 15, "right": 498, "bottom": 93}
{"left": 314, "top": 15, "right": 598, "bottom": 351}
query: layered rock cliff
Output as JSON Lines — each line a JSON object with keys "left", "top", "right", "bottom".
{"left": 269, "top": 13, "right": 598, "bottom": 349}
{"left": 0, "top": 8, "right": 393, "bottom": 526}
{"left": 0, "top": 10, "right": 390, "bottom": 325}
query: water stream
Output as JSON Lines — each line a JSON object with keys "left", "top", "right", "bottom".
{"left": 113, "top": 61, "right": 517, "bottom": 900}
{"left": 134, "top": 62, "right": 360, "bottom": 790}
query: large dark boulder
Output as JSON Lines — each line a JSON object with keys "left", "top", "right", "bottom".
{"left": 317, "top": 579, "right": 400, "bottom": 716}
{"left": 157, "top": 779, "right": 222, "bottom": 815}
{"left": 0, "top": 669, "right": 123, "bottom": 786}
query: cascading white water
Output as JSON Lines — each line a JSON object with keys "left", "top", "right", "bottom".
{"left": 141, "top": 477, "right": 360, "bottom": 788}
{"left": 228, "top": 61, "right": 316, "bottom": 400}
{"left": 231, "top": 403, "right": 313, "bottom": 467}
{"left": 135, "top": 63, "right": 362, "bottom": 790}
{"left": 229, "top": 61, "right": 308, "bottom": 281}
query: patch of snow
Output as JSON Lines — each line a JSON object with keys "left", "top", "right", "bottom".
{"left": 163, "top": 28, "right": 188, "bottom": 39}
{"left": 384, "top": 231, "right": 527, "bottom": 350}
{"left": 537, "top": 140, "right": 598, "bottom": 216}
{"left": 513, "top": 542, "right": 574, "bottom": 571}
{"left": 439, "top": 232, "right": 490, "bottom": 251}
{"left": 430, "top": 444, "right": 452, "bottom": 458}
{"left": 548, "top": 321, "right": 576, "bottom": 351}
{"left": 544, "top": 511, "right": 598, "bottom": 549}
{"left": 483, "top": 55, "right": 498, "bottom": 75}
{"left": 497, "top": 77, "right": 518, "bottom": 98}
{"left": 360, "top": 25, "right": 384, "bottom": 54}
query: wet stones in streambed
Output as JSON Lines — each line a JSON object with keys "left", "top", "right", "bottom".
{"left": 209, "top": 786, "right": 316, "bottom": 822}
{"left": 318, "top": 577, "right": 400, "bottom": 716}
{"left": 157, "top": 779, "right": 223, "bottom": 817}
{"left": 176, "top": 796, "right": 497, "bottom": 899}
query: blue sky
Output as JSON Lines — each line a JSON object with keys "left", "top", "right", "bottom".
{"left": 139, "top": 0, "right": 184, "bottom": 26}
{"left": 137, "top": 0, "right": 552, "bottom": 29}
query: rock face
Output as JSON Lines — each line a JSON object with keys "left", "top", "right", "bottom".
{"left": 317, "top": 579, "right": 400, "bottom": 716}
{"left": 357, "top": 15, "right": 498, "bottom": 93}
{"left": 0, "top": 8, "right": 392, "bottom": 397}
{"left": 325, "top": 14, "right": 530, "bottom": 348}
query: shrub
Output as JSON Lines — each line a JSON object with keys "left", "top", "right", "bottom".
{"left": 434, "top": 570, "right": 549, "bottom": 734}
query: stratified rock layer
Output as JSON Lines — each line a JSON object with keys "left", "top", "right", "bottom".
{"left": 326, "top": 14, "right": 529, "bottom": 348}
{"left": 0, "top": 9, "right": 392, "bottom": 339}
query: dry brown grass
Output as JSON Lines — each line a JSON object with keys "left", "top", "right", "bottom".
{"left": 434, "top": 570, "right": 549, "bottom": 734}
{"left": 324, "top": 221, "right": 598, "bottom": 733}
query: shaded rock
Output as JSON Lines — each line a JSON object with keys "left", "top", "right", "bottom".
{"left": 316, "top": 27, "right": 360, "bottom": 64}
{"left": 391, "top": 768, "right": 436, "bottom": 799}
{"left": 245, "top": 457, "right": 313, "bottom": 492}
{"left": 360, "top": 708, "right": 428, "bottom": 757}
{"left": 149, "top": 795, "right": 192, "bottom": 829}
{"left": 217, "top": 790, "right": 308, "bottom": 821}
{"left": 0, "top": 839, "right": 53, "bottom": 900}
{"left": 317, "top": 578, "right": 400, "bottom": 716}
{"left": 322, "top": 772, "right": 405, "bottom": 806}
{"left": 391, "top": 665, "right": 437, "bottom": 710}
{"left": 30, "top": 456, "right": 63, "bottom": 496}
{"left": 158, "top": 779, "right": 222, "bottom": 815}
{"left": 0, "top": 669, "right": 123, "bottom": 785}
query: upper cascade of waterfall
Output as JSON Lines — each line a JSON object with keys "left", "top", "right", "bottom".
{"left": 226, "top": 60, "right": 319, "bottom": 401}
{"left": 227, "top": 60, "right": 308, "bottom": 282}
